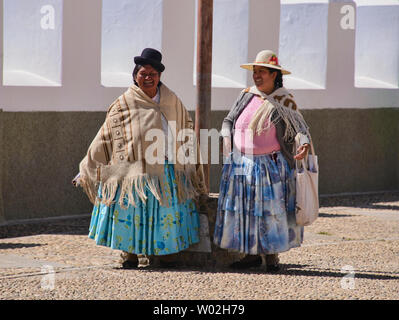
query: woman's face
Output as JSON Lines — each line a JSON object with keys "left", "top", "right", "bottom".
{"left": 134, "top": 64, "right": 161, "bottom": 98}
{"left": 252, "top": 66, "right": 276, "bottom": 94}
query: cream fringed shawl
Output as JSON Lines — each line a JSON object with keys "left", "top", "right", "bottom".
{"left": 247, "top": 86, "right": 309, "bottom": 141}
{"left": 79, "top": 84, "right": 207, "bottom": 208}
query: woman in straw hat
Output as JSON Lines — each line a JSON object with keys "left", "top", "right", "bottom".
{"left": 73, "top": 48, "right": 207, "bottom": 268}
{"left": 214, "top": 50, "right": 311, "bottom": 271}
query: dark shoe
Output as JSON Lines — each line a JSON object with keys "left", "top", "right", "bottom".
{"left": 120, "top": 252, "right": 138, "bottom": 269}
{"left": 229, "top": 255, "right": 262, "bottom": 269}
{"left": 121, "top": 260, "right": 138, "bottom": 269}
{"left": 266, "top": 264, "right": 280, "bottom": 272}
{"left": 265, "top": 254, "right": 280, "bottom": 273}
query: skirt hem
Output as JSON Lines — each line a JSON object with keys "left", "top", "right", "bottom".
{"left": 88, "top": 234, "right": 200, "bottom": 256}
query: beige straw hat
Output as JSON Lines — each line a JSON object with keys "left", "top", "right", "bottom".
{"left": 240, "top": 50, "right": 291, "bottom": 75}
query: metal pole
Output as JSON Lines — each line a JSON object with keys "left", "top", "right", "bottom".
{"left": 195, "top": 0, "right": 213, "bottom": 191}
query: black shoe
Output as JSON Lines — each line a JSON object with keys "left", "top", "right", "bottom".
{"left": 121, "top": 260, "right": 138, "bottom": 269}
{"left": 120, "top": 252, "right": 139, "bottom": 269}
{"left": 266, "top": 263, "right": 280, "bottom": 272}
{"left": 229, "top": 255, "right": 262, "bottom": 269}
{"left": 265, "top": 254, "right": 280, "bottom": 272}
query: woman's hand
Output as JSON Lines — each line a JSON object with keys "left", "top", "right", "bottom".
{"left": 222, "top": 137, "right": 232, "bottom": 157}
{"left": 72, "top": 173, "right": 81, "bottom": 187}
{"left": 294, "top": 144, "right": 310, "bottom": 161}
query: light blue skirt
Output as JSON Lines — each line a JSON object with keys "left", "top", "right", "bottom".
{"left": 88, "top": 161, "right": 200, "bottom": 255}
{"left": 213, "top": 151, "right": 303, "bottom": 255}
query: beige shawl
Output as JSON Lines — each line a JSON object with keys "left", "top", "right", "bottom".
{"left": 247, "top": 86, "right": 309, "bottom": 141}
{"left": 79, "top": 84, "right": 207, "bottom": 208}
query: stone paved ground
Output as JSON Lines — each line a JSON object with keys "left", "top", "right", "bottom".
{"left": 0, "top": 192, "right": 398, "bottom": 300}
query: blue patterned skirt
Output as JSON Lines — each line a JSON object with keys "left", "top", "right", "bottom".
{"left": 213, "top": 151, "right": 303, "bottom": 255}
{"left": 88, "top": 161, "right": 200, "bottom": 255}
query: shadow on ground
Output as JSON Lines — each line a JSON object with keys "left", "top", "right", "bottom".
{"left": 124, "top": 263, "right": 399, "bottom": 281}
{"left": 320, "top": 191, "right": 399, "bottom": 211}
{"left": 0, "top": 217, "right": 91, "bottom": 239}
{"left": 0, "top": 243, "right": 43, "bottom": 249}
{"left": 317, "top": 212, "right": 355, "bottom": 218}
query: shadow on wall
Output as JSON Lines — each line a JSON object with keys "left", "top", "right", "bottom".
{"left": 0, "top": 111, "right": 105, "bottom": 222}
{"left": 0, "top": 108, "right": 398, "bottom": 222}
{"left": 0, "top": 216, "right": 91, "bottom": 239}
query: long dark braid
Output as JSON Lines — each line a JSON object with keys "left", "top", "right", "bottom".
{"left": 267, "top": 68, "right": 283, "bottom": 90}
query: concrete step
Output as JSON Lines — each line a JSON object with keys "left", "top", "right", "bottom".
{"left": 151, "top": 193, "right": 243, "bottom": 269}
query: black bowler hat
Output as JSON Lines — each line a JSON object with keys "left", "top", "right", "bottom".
{"left": 134, "top": 48, "right": 165, "bottom": 72}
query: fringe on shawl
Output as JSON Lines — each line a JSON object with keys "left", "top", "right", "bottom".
{"left": 81, "top": 170, "right": 203, "bottom": 209}
{"left": 248, "top": 92, "right": 310, "bottom": 142}
{"left": 174, "top": 169, "right": 202, "bottom": 204}
{"left": 116, "top": 174, "right": 164, "bottom": 209}
{"left": 79, "top": 174, "right": 99, "bottom": 206}
{"left": 96, "top": 174, "right": 164, "bottom": 209}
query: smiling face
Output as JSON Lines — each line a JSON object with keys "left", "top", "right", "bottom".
{"left": 134, "top": 64, "right": 161, "bottom": 98}
{"left": 252, "top": 66, "right": 277, "bottom": 95}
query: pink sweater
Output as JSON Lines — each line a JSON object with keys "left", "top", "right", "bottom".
{"left": 233, "top": 96, "right": 281, "bottom": 155}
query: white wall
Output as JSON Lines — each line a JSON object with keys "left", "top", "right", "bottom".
{"left": 3, "top": 0, "right": 63, "bottom": 86}
{"left": 193, "top": 0, "right": 249, "bottom": 88}
{"left": 0, "top": 0, "right": 398, "bottom": 112}
{"left": 354, "top": 0, "right": 399, "bottom": 88}
{"left": 279, "top": 0, "right": 329, "bottom": 89}
{"left": 101, "top": 0, "right": 163, "bottom": 87}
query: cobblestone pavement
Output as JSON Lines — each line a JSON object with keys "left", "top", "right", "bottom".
{"left": 0, "top": 192, "right": 398, "bottom": 300}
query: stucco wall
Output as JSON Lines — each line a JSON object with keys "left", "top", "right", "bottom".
{"left": 1, "top": 0, "right": 398, "bottom": 111}
{"left": 1, "top": 111, "right": 103, "bottom": 221}
{"left": 209, "top": 108, "right": 399, "bottom": 195}
{"left": 1, "top": 108, "right": 398, "bottom": 222}
{"left": 0, "top": 110, "right": 4, "bottom": 223}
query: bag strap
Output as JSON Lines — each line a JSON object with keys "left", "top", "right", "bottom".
{"left": 295, "top": 133, "right": 318, "bottom": 172}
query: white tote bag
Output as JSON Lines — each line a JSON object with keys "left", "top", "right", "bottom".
{"left": 295, "top": 136, "right": 319, "bottom": 226}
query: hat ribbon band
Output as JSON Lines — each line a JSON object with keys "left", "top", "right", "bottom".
{"left": 253, "top": 61, "right": 281, "bottom": 67}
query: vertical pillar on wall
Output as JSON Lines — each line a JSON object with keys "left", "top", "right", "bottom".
{"left": 247, "top": 0, "right": 280, "bottom": 85}
{"left": 195, "top": 0, "right": 213, "bottom": 191}
{"left": 62, "top": 0, "right": 102, "bottom": 97}
{"left": 0, "top": 1, "right": 5, "bottom": 223}
{"left": 326, "top": 1, "right": 356, "bottom": 92}
{"left": 0, "top": 0, "right": 4, "bottom": 90}
{"left": 0, "top": 109, "right": 4, "bottom": 224}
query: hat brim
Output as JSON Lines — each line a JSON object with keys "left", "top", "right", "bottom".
{"left": 240, "top": 63, "right": 291, "bottom": 75}
{"left": 134, "top": 57, "right": 165, "bottom": 72}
